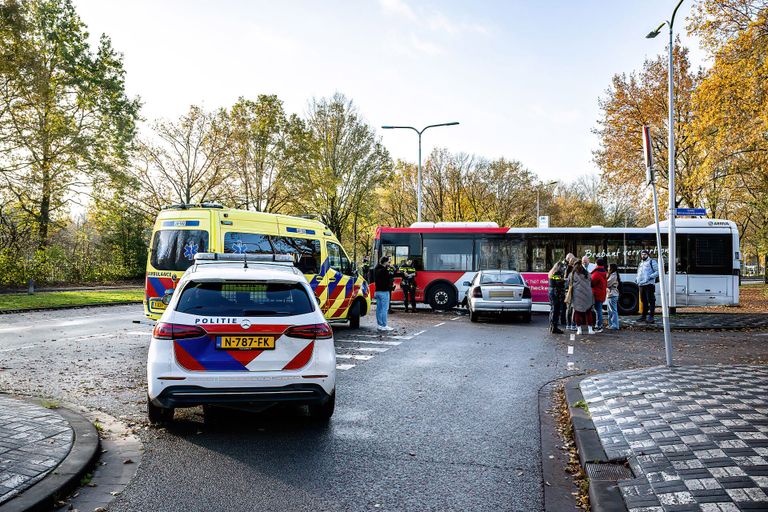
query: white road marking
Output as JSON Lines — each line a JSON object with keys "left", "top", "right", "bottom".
{"left": 335, "top": 354, "right": 374, "bottom": 361}
{"left": 124, "top": 331, "right": 151, "bottom": 336}
{"left": 411, "top": 330, "right": 426, "bottom": 337}
{"left": 567, "top": 345, "right": 574, "bottom": 355}
{"left": 450, "top": 316, "right": 462, "bottom": 321}
{"left": 348, "top": 334, "right": 379, "bottom": 338}
{"left": 387, "top": 335, "right": 413, "bottom": 340}
{"left": 349, "top": 347, "right": 389, "bottom": 353}
{"left": 567, "top": 362, "right": 575, "bottom": 370}
{"left": 336, "top": 339, "right": 402, "bottom": 346}
{"left": 434, "top": 322, "right": 446, "bottom": 327}
{"left": 569, "top": 334, "right": 576, "bottom": 342}
{"left": 0, "top": 343, "right": 38, "bottom": 352}
{"left": 336, "top": 364, "right": 356, "bottom": 370}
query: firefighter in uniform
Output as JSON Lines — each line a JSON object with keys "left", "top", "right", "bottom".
{"left": 399, "top": 259, "right": 417, "bottom": 312}
{"left": 547, "top": 257, "right": 569, "bottom": 334}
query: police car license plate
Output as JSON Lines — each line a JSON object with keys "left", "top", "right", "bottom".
{"left": 217, "top": 336, "right": 275, "bottom": 350}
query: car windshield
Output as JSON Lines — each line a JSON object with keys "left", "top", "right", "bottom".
{"left": 479, "top": 272, "right": 523, "bottom": 285}
{"left": 175, "top": 281, "right": 314, "bottom": 317}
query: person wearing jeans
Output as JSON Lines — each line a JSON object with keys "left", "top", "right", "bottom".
{"left": 606, "top": 263, "right": 621, "bottom": 330}
{"left": 373, "top": 256, "right": 394, "bottom": 331}
{"left": 636, "top": 249, "right": 659, "bottom": 323}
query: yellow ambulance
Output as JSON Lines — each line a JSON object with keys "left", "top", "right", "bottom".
{"left": 144, "top": 203, "right": 371, "bottom": 328}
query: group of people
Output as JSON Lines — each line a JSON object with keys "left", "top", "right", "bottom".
{"left": 548, "top": 249, "right": 659, "bottom": 335}
{"left": 371, "top": 255, "right": 417, "bottom": 331}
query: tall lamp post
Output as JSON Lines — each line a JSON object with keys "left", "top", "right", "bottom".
{"left": 536, "top": 180, "right": 558, "bottom": 222}
{"left": 381, "top": 122, "right": 460, "bottom": 223}
{"left": 647, "top": 0, "right": 684, "bottom": 313}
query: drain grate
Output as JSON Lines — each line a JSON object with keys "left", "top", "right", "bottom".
{"left": 585, "top": 462, "right": 634, "bottom": 482}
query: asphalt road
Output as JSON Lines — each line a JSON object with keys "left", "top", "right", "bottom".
{"left": 3, "top": 306, "right": 768, "bottom": 511}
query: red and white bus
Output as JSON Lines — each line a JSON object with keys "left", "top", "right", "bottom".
{"left": 372, "top": 219, "right": 740, "bottom": 314}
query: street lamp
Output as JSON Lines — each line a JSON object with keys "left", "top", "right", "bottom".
{"left": 536, "top": 180, "right": 558, "bottom": 222}
{"left": 381, "top": 122, "right": 460, "bottom": 223}
{"left": 647, "top": 0, "right": 684, "bottom": 312}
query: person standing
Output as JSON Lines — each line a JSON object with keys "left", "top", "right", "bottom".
{"left": 591, "top": 257, "right": 608, "bottom": 333}
{"left": 569, "top": 260, "right": 595, "bottom": 335}
{"left": 636, "top": 249, "right": 659, "bottom": 323}
{"left": 563, "top": 253, "right": 576, "bottom": 330}
{"left": 547, "top": 257, "right": 569, "bottom": 334}
{"left": 606, "top": 263, "right": 621, "bottom": 330}
{"left": 399, "top": 259, "right": 417, "bottom": 313}
{"left": 374, "top": 256, "right": 394, "bottom": 331}
{"left": 361, "top": 256, "right": 371, "bottom": 282}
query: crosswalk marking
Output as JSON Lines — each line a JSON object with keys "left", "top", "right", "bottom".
{"left": 336, "top": 364, "right": 356, "bottom": 371}
{"left": 335, "top": 339, "right": 402, "bottom": 346}
{"left": 434, "top": 322, "right": 446, "bottom": 327}
{"left": 335, "top": 354, "right": 374, "bottom": 361}
{"left": 450, "top": 316, "right": 462, "bottom": 321}
{"left": 348, "top": 347, "right": 389, "bottom": 353}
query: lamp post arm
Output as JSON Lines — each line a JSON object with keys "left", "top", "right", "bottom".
{"left": 670, "top": 0, "right": 684, "bottom": 30}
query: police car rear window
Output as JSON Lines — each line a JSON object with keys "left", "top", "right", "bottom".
{"left": 176, "top": 281, "right": 315, "bottom": 317}
{"left": 151, "top": 230, "right": 209, "bottom": 271}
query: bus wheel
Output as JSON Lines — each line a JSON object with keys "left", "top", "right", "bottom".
{"left": 428, "top": 283, "right": 456, "bottom": 311}
{"left": 348, "top": 300, "right": 361, "bottom": 329}
{"left": 618, "top": 283, "right": 639, "bottom": 315}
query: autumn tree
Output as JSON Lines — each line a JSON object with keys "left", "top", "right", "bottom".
{"left": 220, "top": 95, "right": 308, "bottom": 212}
{"left": 593, "top": 44, "right": 703, "bottom": 210}
{"left": 130, "top": 105, "right": 230, "bottom": 211}
{"left": 296, "top": 93, "right": 391, "bottom": 241}
{"left": 0, "top": 0, "right": 139, "bottom": 248}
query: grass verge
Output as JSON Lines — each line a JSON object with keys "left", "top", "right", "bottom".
{"left": 0, "top": 289, "right": 143, "bottom": 312}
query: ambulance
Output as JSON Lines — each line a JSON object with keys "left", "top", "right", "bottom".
{"left": 145, "top": 204, "right": 370, "bottom": 328}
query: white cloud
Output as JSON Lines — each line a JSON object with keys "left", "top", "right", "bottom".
{"left": 378, "top": 0, "right": 416, "bottom": 20}
{"left": 426, "top": 12, "right": 489, "bottom": 36}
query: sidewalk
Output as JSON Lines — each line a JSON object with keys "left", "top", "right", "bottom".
{"left": 0, "top": 395, "right": 98, "bottom": 511}
{"left": 577, "top": 365, "right": 768, "bottom": 511}
{"left": 622, "top": 313, "right": 768, "bottom": 330}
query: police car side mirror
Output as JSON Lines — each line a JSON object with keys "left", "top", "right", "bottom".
{"left": 462, "top": 281, "right": 471, "bottom": 286}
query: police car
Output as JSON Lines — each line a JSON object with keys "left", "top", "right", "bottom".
{"left": 147, "top": 253, "right": 336, "bottom": 424}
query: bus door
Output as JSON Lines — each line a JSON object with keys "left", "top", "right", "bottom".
{"left": 146, "top": 216, "right": 212, "bottom": 317}
{"left": 323, "top": 241, "right": 356, "bottom": 319}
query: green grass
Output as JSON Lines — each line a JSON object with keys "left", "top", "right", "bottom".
{"left": 0, "top": 289, "right": 143, "bottom": 312}
{"left": 41, "top": 399, "right": 60, "bottom": 409}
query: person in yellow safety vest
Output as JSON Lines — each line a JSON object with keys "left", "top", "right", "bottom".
{"left": 399, "top": 259, "right": 417, "bottom": 313}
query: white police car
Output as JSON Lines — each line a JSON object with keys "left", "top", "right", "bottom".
{"left": 147, "top": 253, "right": 336, "bottom": 423}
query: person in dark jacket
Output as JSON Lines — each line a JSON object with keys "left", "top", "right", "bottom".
{"left": 374, "top": 256, "right": 394, "bottom": 331}
{"left": 547, "top": 256, "right": 571, "bottom": 334}
{"left": 399, "top": 259, "right": 417, "bottom": 312}
{"left": 591, "top": 257, "right": 608, "bottom": 332}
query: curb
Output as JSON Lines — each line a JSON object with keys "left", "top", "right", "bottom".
{"left": 0, "top": 402, "right": 100, "bottom": 512}
{"left": 0, "top": 300, "right": 142, "bottom": 315}
{"left": 564, "top": 377, "right": 629, "bottom": 512}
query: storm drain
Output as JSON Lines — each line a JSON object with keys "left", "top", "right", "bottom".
{"left": 585, "top": 462, "right": 634, "bottom": 482}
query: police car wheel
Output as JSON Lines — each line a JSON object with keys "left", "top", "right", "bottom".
{"left": 308, "top": 391, "right": 335, "bottom": 421}
{"left": 147, "top": 397, "right": 174, "bottom": 425}
{"left": 348, "top": 300, "right": 361, "bottom": 329}
{"left": 428, "top": 284, "right": 456, "bottom": 311}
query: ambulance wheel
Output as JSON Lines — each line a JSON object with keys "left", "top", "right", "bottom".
{"left": 348, "top": 300, "right": 361, "bottom": 329}
{"left": 147, "top": 397, "right": 174, "bottom": 425}
{"left": 428, "top": 283, "right": 456, "bottom": 311}
{"left": 309, "top": 391, "right": 335, "bottom": 421}
{"left": 469, "top": 309, "right": 479, "bottom": 322}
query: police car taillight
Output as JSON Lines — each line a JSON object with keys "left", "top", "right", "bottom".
{"left": 153, "top": 322, "right": 206, "bottom": 340}
{"left": 472, "top": 287, "right": 482, "bottom": 298}
{"left": 522, "top": 287, "right": 532, "bottom": 299}
{"left": 285, "top": 323, "right": 333, "bottom": 339}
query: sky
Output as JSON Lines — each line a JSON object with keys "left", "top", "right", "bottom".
{"left": 74, "top": 0, "right": 707, "bottom": 183}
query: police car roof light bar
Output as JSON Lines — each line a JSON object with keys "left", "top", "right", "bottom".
{"left": 193, "top": 252, "right": 294, "bottom": 263}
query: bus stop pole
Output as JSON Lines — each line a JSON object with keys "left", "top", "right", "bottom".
{"left": 651, "top": 173, "right": 674, "bottom": 367}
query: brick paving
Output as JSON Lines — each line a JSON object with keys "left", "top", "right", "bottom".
{"left": 622, "top": 313, "right": 768, "bottom": 330}
{"left": 0, "top": 395, "right": 73, "bottom": 505}
{"left": 580, "top": 365, "right": 768, "bottom": 511}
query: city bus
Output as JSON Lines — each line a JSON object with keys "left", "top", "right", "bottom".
{"left": 145, "top": 204, "right": 370, "bottom": 327}
{"left": 372, "top": 219, "right": 740, "bottom": 314}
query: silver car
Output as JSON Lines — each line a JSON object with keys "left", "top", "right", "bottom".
{"left": 463, "top": 270, "right": 532, "bottom": 323}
